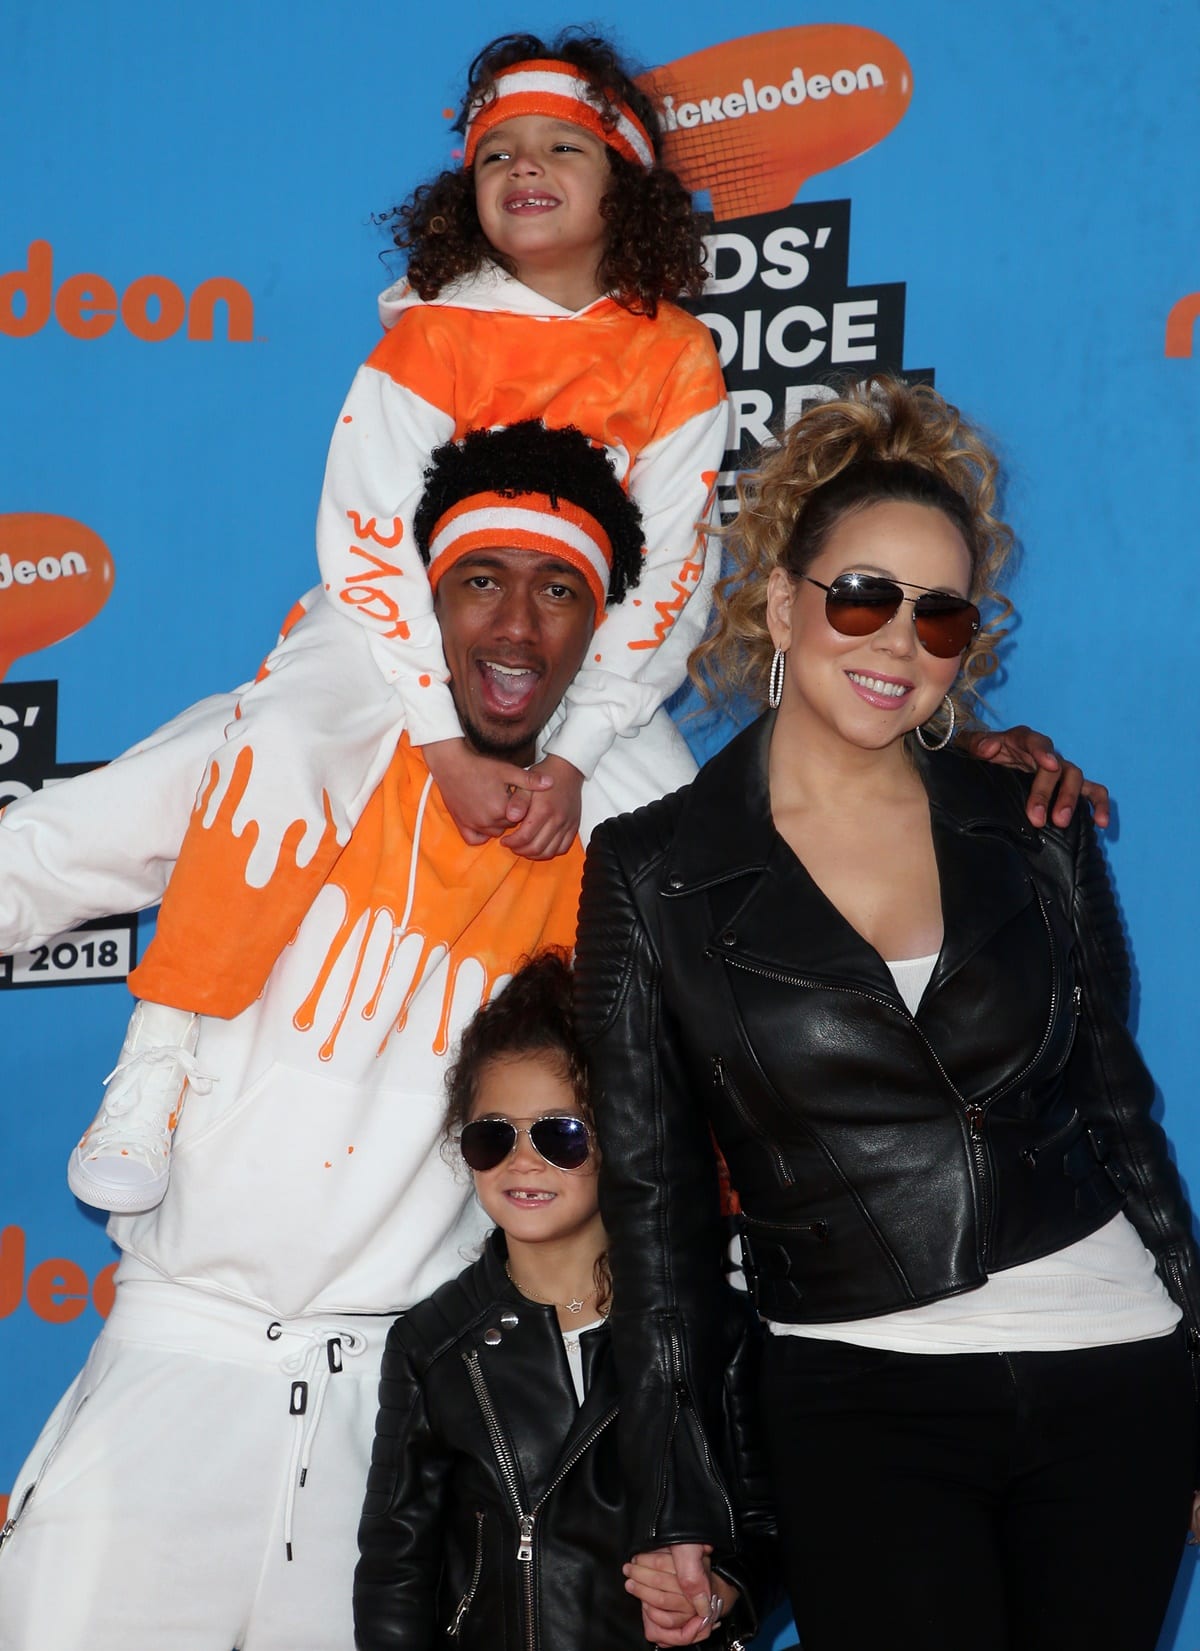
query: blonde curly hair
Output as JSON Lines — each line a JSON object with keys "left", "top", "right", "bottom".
{"left": 690, "top": 376, "right": 1014, "bottom": 738}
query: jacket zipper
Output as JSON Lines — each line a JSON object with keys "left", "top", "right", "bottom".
{"left": 665, "top": 1325, "right": 736, "bottom": 1549}
{"left": 464, "top": 1348, "right": 617, "bottom": 1651}
{"left": 1161, "top": 1252, "right": 1200, "bottom": 1346}
{"left": 718, "top": 953, "right": 999, "bottom": 1262}
{"left": 975, "top": 891, "right": 1061, "bottom": 1107}
{"left": 446, "top": 1509, "right": 486, "bottom": 1637}
{"left": 741, "top": 1211, "right": 827, "bottom": 1238}
{"left": 712, "top": 1054, "right": 794, "bottom": 1186}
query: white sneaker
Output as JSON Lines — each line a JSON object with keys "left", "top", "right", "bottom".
{"left": 67, "top": 1002, "right": 213, "bottom": 1214}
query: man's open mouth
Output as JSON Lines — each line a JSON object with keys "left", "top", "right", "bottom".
{"left": 477, "top": 659, "right": 541, "bottom": 716}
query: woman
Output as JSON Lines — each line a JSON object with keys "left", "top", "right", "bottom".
{"left": 574, "top": 377, "right": 1200, "bottom": 1651}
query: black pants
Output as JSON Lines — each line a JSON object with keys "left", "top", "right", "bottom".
{"left": 761, "top": 1327, "right": 1195, "bottom": 1651}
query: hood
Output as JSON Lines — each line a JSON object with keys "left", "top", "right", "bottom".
{"left": 378, "top": 261, "right": 613, "bottom": 329}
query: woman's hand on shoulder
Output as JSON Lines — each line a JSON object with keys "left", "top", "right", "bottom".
{"left": 961, "top": 725, "right": 1110, "bottom": 830}
{"left": 624, "top": 1544, "right": 738, "bottom": 1644}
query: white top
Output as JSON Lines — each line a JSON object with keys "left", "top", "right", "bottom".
{"left": 766, "top": 953, "right": 1180, "bottom": 1353}
{"left": 886, "top": 951, "right": 938, "bottom": 1015}
{"left": 560, "top": 1318, "right": 606, "bottom": 1405}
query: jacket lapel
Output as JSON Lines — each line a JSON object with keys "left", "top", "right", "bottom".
{"left": 555, "top": 1326, "right": 619, "bottom": 1465}
{"left": 921, "top": 751, "right": 1039, "bottom": 1000}
{"left": 663, "top": 715, "right": 1038, "bottom": 1013}
{"left": 469, "top": 1238, "right": 617, "bottom": 1501}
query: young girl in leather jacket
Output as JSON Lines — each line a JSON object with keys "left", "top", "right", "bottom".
{"left": 353, "top": 951, "right": 770, "bottom": 1649}
{"left": 575, "top": 377, "right": 1200, "bottom": 1651}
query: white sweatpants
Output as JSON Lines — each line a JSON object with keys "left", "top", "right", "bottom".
{"left": 0, "top": 1277, "right": 391, "bottom": 1651}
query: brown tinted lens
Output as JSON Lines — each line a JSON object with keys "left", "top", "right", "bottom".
{"left": 824, "top": 576, "right": 903, "bottom": 637}
{"left": 912, "top": 595, "right": 981, "bottom": 658}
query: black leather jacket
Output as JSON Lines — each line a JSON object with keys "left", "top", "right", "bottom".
{"left": 574, "top": 714, "right": 1200, "bottom": 1551}
{"left": 354, "top": 1230, "right": 771, "bottom": 1650}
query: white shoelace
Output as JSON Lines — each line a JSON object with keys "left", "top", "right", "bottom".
{"left": 100, "top": 1045, "right": 216, "bottom": 1105}
{"left": 83, "top": 1047, "right": 216, "bottom": 1164}
{"left": 277, "top": 1325, "right": 369, "bottom": 1559}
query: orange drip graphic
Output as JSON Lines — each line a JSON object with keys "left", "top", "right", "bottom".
{"left": 131, "top": 745, "right": 343, "bottom": 1017}
{"left": 290, "top": 739, "right": 584, "bottom": 1061}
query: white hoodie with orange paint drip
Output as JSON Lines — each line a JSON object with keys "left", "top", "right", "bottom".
{"left": 0, "top": 664, "right": 695, "bottom": 1319}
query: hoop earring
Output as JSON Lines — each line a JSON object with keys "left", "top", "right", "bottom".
{"left": 915, "top": 694, "right": 955, "bottom": 752}
{"left": 768, "top": 647, "right": 786, "bottom": 710}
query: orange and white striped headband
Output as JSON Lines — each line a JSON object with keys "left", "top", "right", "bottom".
{"left": 428, "top": 490, "right": 613, "bottom": 616}
{"left": 463, "top": 58, "right": 656, "bottom": 172}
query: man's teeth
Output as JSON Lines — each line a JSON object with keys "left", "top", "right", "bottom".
{"left": 848, "top": 672, "right": 907, "bottom": 698}
{"left": 490, "top": 663, "right": 533, "bottom": 677}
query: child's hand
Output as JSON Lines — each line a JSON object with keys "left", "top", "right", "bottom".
{"left": 423, "top": 738, "right": 551, "bottom": 846}
{"left": 624, "top": 1545, "right": 739, "bottom": 1644}
{"left": 502, "top": 755, "right": 583, "bottom": 860}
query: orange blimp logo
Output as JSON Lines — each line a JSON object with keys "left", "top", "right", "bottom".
{"left": 640, "top": 26, "right": 912, "bottom": 221}
{"left": 0, "top": 514, "right": 115, "bottom": 679}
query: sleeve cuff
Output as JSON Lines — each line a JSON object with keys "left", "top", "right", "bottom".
{"left": 543, "top": 709, "right": 614, "bottom": 780}
{"left": 544, "top": 678, "right": 665, "bottom": 778}
{"left": 397, "top": 679, "right": 464, "bottom": 748}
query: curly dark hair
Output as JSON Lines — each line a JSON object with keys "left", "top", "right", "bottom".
{"left": 445, "top": 950, "right": 586, "bottom": 1138}
{"left": 444, "top": 948, "right": 612, "bottom": 1311}
{"left": 380, "top": 30, "right": 708, "bottom": 315}
{"left": 413, "top": 420, "right": 644, "bottom": 606}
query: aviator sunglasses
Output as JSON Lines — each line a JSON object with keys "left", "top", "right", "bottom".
{"left": 460, "top": 1114, "right": 594, "bottom": 1173}
{"left": 806, "top": 572, "right": 980, "bottom": 658}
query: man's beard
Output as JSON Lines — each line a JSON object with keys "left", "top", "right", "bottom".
{"left": 456, "top": 708, "right": 536, "bottom": 765}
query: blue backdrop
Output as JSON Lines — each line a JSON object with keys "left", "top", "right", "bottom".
{"left": 3, "top": 3, "right": 1199, "bottom": 1644}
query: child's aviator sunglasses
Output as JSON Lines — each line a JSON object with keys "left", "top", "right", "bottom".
{"left": 806, "top": 572, "right": 980, "bottom": 658}
{"left": 460, "top": 1114, "right": 593, "bottom": 1173}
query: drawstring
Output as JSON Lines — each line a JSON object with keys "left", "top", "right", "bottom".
{"left": 397, "top": 771, "right": 434, "bottom": 932}
{"left": 273, "top": 1323, "right": 368, "bottom": 1559}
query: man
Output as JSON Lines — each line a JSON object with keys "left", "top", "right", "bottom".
{"left": 0, "top": 422, "right": 690, "bottom": 1651}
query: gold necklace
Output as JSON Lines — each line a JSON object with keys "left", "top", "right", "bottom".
{"left": 505, "top": 1261, "right": 598, "bottom": 1316}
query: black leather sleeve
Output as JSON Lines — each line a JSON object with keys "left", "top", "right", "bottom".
{"left": 708, "top": 1303, "right": 779, "bottom": 1643}
{"left": 575, "top": 813, "right": 739, "bottom": 1556}
{"left": 1050, "top": 810, "right": 1200, "bottom": 1383}
{"left": 354, "top": 1322, "right": 449, "bottom": 1651}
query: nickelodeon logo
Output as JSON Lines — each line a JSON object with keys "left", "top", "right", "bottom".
{"left": 0, "top": 549, "right": 89, "bottom": 589}
{"left": 0, "top": 1224, "right": 116, "bottom": 1324}
{"left": 661, "top": 63, "right": 885, "bottom": 131}
{"left": 0, "top": 515, "right": 115, "bottom": 680}
{"left": 640, "top": 25, "right": 912, "bottom": 221}
{"left": 0, "top": 240, "right": 254, "bottom": 342}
